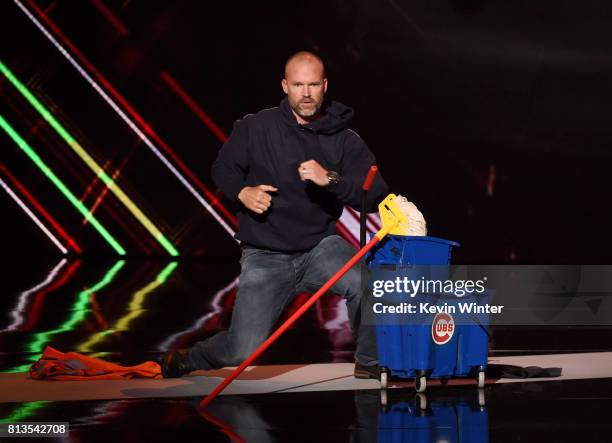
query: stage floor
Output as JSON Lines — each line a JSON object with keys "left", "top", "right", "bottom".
{"left": 1, "top": 257, "right": 612, "bottom": 441}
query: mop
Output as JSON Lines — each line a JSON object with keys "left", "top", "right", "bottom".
{"left": 200, "top": 188, "right": 408, "bottom": 409}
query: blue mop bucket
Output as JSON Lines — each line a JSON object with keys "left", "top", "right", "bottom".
{"left": 367, "top": 235, "right": 488, "bottom": 390}
{"left": 369, "top": 235, "right": 459, "bottom": 266}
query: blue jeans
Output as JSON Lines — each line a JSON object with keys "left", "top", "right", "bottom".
{"left": 189, "top": 235, "right": 377, "bottom": 369}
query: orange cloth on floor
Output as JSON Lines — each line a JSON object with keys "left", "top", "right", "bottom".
{"left": 29, "top": 346, "right": 162, "bottom": 380}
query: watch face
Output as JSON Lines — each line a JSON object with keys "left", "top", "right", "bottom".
{"left": 327, "top": 171, "right": 341, "bottom": 184}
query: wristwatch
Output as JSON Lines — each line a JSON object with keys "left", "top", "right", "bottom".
{"left": 326, "top": 170, "right": 341, "bottom": 185}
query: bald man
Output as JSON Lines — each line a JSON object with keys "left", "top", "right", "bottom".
{"left": 162, "top": 51, "right": 388, "bottom": 380}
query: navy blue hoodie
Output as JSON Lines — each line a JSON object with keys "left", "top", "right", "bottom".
{"left": 211, "top": 97, "right": 388, "bottom": 252}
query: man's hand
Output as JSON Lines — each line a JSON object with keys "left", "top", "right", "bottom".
{"left": 238, "top": 185, "right": 278, "bottom": 214}
{"left": 298, "top": 160, "right": 329, "bottom": 186}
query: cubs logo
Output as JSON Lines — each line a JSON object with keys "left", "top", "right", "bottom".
{"left": 432, "top": 312, "right": 454, "bottom": 345}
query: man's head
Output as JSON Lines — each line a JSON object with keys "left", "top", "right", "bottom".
{"left": 282, "top": 51, "right": 328, "bottom": 123}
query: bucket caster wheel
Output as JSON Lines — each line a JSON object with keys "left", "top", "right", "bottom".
{"left": 477, "top": 369, "right": 485, "bottom": 388}
{"left": 415, "top": 375, "right": 426, "bottom": 393}
{"left": 380, "top": 369, "right": 389, "bottom": 389}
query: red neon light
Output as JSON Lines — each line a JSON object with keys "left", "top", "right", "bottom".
{"left": 82, "top": 142, "right": 140, "bottom": 227}
{"left": 26, "top": 0, "right": 237, "bottom": 229}
{"left": 20, "top": 260, "right": 82, "bottom": 331}
{"left": 1, "top": 163, "right": 83, "bottom": 254}
{"left": 160, "top": 72, "right": 229, "bottom": 143}
{"left": 82, "top": 168, "right": 121, "bottom": 225}
{"left": 88, "top": 293, "right": 109, "bottom": 330}
{"left": 89, "top": 0, "right": 129, "bottom": 37}
{"left": 79, "top": 160, "right": 110, "bottom": 202}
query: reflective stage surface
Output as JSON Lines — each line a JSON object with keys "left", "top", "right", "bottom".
{"left": 1, "top": 257, "right": 612, "bottom": 442}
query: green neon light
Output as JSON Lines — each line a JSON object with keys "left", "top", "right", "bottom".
{"left": 0, "top": 114, "right": 126, "bottom": 255}
{"left": 158, "top": 261, "right": 179, "bottom": 281}
{"left": 5, "top": 261, "right": 126, "bottom": 373}
{"left": 79, "top": 261, "right": 178, "bottom": 353}
{"left": 0, "top": 402, "right": 49, "bottom": 424}
{"left": 0, "top": 60, "right": 179, "bottom": 256}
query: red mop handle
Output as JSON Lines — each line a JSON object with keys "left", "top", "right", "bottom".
{"left": 200, "top": 235, "right": 382, "bottom": 409}
{"left": 362, "top": 165, "right": 378, "bottom": 191}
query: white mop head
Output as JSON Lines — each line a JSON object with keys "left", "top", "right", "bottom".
{"left": 395, "top": 195, "right": 427, "bottom": 236}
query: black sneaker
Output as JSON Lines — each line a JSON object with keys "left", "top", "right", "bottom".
{"left": 161, "top": 349, "right": 196, "bottom": 378}
{"left": 354, "top": 362, "right": 381, "bottom": 379}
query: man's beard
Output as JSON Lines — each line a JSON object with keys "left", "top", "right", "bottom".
{"left": 292, "top": 99, "right": 322, "bottom": 118}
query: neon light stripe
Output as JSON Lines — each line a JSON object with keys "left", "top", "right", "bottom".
{"left": 1, "top": 164, "right": 82, "bottom": 253}
{"left": 0, "top": 114, "right": 126, "bottom": 255}
{"left": 78, "top": 262, "right": 178, "bottom": 353}
{"left": 159, "top": 72, "right": 238, "bottom": 226}
{"left": 0, "top": 61, "right": 178, "bottom": 256}
{"left": 16, "top": 0, "right": 237, "bottom": 239}
{"left": 6, "top": 260, "right": 126, "bottom": 373}
{"left": 77, "top": 148, "right": 156, "bottom": 254}
{"left": 0, "top": 402, "right": 49, "bottom": 423}
{"left": 338, "top": 208, "right": 361, "bottom": 245}
{"left": 79, "top": 156, "right": 156, "bottom": 254}
{"left": 160, "top": 72, "right": 229, "bottom": 143}
{"left": 89, "top": 0, "right": 129, "bottom": 36}
{"left": 82, "top": 166, "right": 120, "bottom": 223}
{"left": 345, "top": 207, "right": 380, "bottom": 237}
{"left": 346, "top": 207, "right": 381, "bottom": 232}
{"left": 19, "top": 260, "right": 81, "bottom": 332}
{"left": 79, "top": 159, "right": 109, "bottom": 202}
{"left": 367, "top": 213, "right": 382, "bottom": 230}
{"left": 0, "top": 177, "right": 68, "bottom": 254}
{"left": 1, "top": 259, "right": 67, "bottom": 332}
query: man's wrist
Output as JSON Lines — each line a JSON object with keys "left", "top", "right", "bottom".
{"left": 326, "top": 170, "right": 341, "bottom": 186}
{"left": 237, "top": 187, "right": 248, "bottom": 202}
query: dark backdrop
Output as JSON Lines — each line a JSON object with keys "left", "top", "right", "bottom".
{"left": 1, "top": 0, "right": 610, "bottom": 263}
